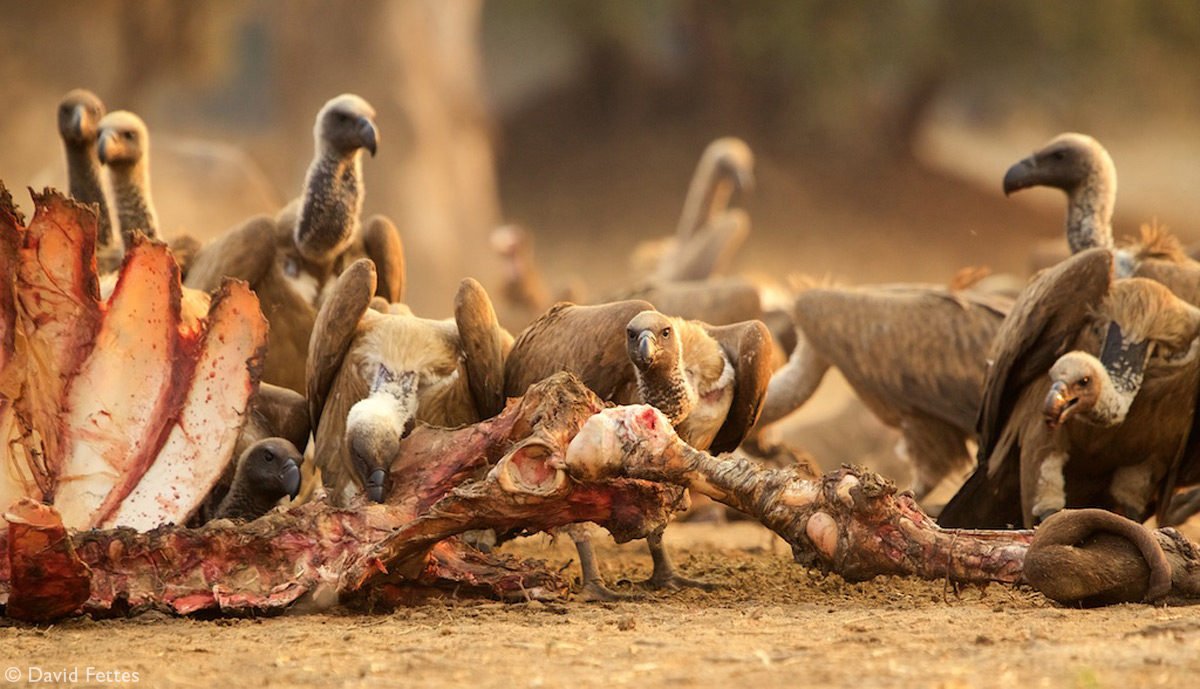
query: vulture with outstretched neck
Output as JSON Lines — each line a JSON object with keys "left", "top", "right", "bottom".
{"left": 504, "top": 300, "right": 772, "bottom": 599}
{"left": 755, "top": 271, "right": 1011, "bottom": 499}
{"left": 939, "top": 249, "right": 1200, "bottom": 528}
{"left": 307, "top": 260, "right": 507, "bottom": 505}
{"left": 185, "top": 94, "right": 403, "bottom": 393}
{"left": 57, "top": 89, "right": 114, "bottom": 248}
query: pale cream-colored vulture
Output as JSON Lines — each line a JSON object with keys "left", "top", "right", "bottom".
{"left": 184, "top": 95, "right": 404, "bottom": 393}
{"left": 57, "top": 89, "right": 114, "bottom": 249}
{"left": 755, "top": 271, "right": 1011, "bottom": 499}
{"left": 307, "top": 259, "right": 507, "bottom": 505}
{"left": 504, "top": 299, "right": 772, "bottom": 599}
{"left": 96, "top": 110, "right": 161, "bottom": 246}
{"left": 939, "top": 248, "right": 1200, "bottom": 529}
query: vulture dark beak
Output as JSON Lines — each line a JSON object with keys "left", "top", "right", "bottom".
{"left": 365, "top": 468, "right": 386, "bottom": 503}
{"left": 633, "top": 331, "right": 657, "bottom": 368}
{"left": 69, "top": 106, "right": 85, "bottom": 142}
{"left": 97, "top": 131, "right": 114, "bottom": 165}
{"left": 1043, "top": 380, "right": 1075, "bottom": 429}
{"left": 281, "top": 458, "right": 302, "bottom": 501}
{"left": 358, "top": 117, "right": 378, "bottom": 157}
{"left": 1002, "top": 156, "right": 1036, "bottom": 196}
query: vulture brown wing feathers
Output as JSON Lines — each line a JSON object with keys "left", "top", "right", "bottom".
{"left": 793, "top": 285, "right": 1009, "bottom": 434}
{"left": 184, "top": 215, "right": 278, "bottom": 292}
{"left": 504, "top": 300, "right": 654, "bottom": 401}
{"left": 702, "top": 320, "right": 772, "bottom": 453}
{"left": 455, "top": 277, "right": 507, "bottom": 419}
{"left": 360, "top": 215, "right": 406, "bottom": 303}
{"left": 976, "top": 248, "right": 1113, "bottom": 463}
{"left": 307, "top": 258, "right": 376, "bottom": 431}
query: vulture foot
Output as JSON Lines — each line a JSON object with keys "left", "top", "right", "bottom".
{"left": 579, "top": 579, "right": 642, "bottom": 603}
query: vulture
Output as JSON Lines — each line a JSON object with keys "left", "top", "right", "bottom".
{"left": 96, "top": 110, "right": 161, "bottom": 245}
{"left": 755, "top": 270, "right": 1011, "bottom": 499}
{"left": 938, "top": 249, "right": 1200, "bottom": 528}
{"left": 56, "top": 89, "right": 114, "bottom": 248}
{"left": 504, "top": 300, "right": 772, "bottom": 599}
{"left": 184, "top": 94, "right": 403, "bottom": 393}
{"left": 210, "top": 438, "right": 304, "bottom": 522}
{"left": 307, "top": 259, "right": 507, "bottom": 505}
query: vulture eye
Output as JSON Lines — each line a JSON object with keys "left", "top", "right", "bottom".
{"left": 627, "top": 330, "right": 636, "bottom": 341}
{"left": 1079, "top": 376, "right": 1091, "bottom": 387}
{"left": 661, "top": 327, "right": 671, "bottom": 338}
{"left": 263, "top": 450, "right": 276, "bottom": 463}
{"left": 123, "top": 131, "right": 135, "bottom": 140}
{"left": 1050, "top": 150, "right": 1066, "bottom": 161}
{"left": 59, "top": 104, "right": 70, "bottom": 114}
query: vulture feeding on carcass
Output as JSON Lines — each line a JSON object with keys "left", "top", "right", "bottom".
{"left": 307, "top": 259, "right": 508, "bottom": 505}
{"left": 0, "top": 184, "right": 283, "bottom": 532}
{"left": 185, "top": 94, "right": 404, "bottom": 393}
{"left": 209, "top": 438, "right": 304, "bottom": 522}
{"left": 503, "top": 299, "right": 772, "bottom": 599}
{"left": 938, "top": 248, "right": 1200, "bottom": 528}
{"left": 754, "top": 270, "right": 1012, "bottom": 500}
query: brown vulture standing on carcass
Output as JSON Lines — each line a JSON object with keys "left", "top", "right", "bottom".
{"left": 999, "top": 132, "right": 1200, "bottom": 524}
{"left": 938, "top": 248, "right": 1200, "bottom": 528}
{"left": 307, "top": 259, "right": 508, "bottom": 505}
{"left": 754, "top": 271, "right": 1012, "bottom": 500}
{"left": 504, "top": 300, "right": 772, "bottom": 599}
{"left": 185, "top": 94, "right": 404, "bottom": 393}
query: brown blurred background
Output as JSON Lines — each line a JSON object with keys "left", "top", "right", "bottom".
{"left": 2, "top": 0, "right": 1199, "bottom": 487}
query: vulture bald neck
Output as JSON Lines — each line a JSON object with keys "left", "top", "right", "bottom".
{"left": 57, "top": 89, "right": 114, "bottom": 246}
{"left": 212, "top": 438, "right": 303, "bottom": 522}
{"left": 294, "top": 94, "right": 379, "bottom": 265}
{"left": 1003, "top": 133, "right": 1119, "bottom": 262}
{"left": 627, "top": 311, "right": 695, "bottom": 425}
{"left": 674, "top": 136, "right": 754, "bottom": 243}
{"left": 97, "top": 110, "right": 160, "bottom": 246}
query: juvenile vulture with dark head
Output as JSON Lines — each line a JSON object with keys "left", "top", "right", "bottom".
{"left": 57, "top": 89, "right": 114, "bottom": 248}
{"left": 308, "top": 260, "right": 507, "bottom": 504}
{"left": 755, "top": 271, "right": 1011, "bottom": 499}
{"left": 504, "top": 300, "right": 772, "bottom": 599}
{"left": 939, "top": 248, "right": 1200, "bottom": 528}
{"left": 210, "top": 438, "right": 304, "bottom": 522}
{"left": 184, "top": 94, "right": 403, "bottom": 393}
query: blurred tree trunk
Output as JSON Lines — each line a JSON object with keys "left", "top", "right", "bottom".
{"left": 271, "top": 0, "right": 499, "bottom": 316}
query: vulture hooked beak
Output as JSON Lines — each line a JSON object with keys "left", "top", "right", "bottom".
{"left": 358, "top": 117, "right": 378, "bottom": 157}
{"left": 97, "top": 130, "right": 115, "bottom": 165}
{"left": 365, "top": 468, "right": 386, "bottom": 503}
{"left": 1002, "top": 156, "right": 1037, "bottom": 196}
{"left": 281, "top": 457, "right": 302, "bottom": 501}
{"left": 68, "top": 105, "right": 86, "bottom": 143}
{"left": 633, "top": 330, "right": 657, "bottom": 369}
{"left": 1042, "top": 381, "right": 1077, "bottom": 429}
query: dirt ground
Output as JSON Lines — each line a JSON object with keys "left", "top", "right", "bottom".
{"left": 8, "top": 118, "right": 1200, "bottom": 687}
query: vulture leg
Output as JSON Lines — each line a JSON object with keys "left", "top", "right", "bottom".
{"left": 754, "top": 330, "right": 831, "bottom": 429}
{"left": 568, "top": 525, "right": 639, "bottom": 602}
{"left": 642, "top": 530, "right": 720, "bottom": 591}
{"left": 898, "top": 418, "right": 972, "bottom": 502}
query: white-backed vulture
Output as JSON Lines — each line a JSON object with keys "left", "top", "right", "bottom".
{"left": 96, "top": 110, "right": 161, "bottom": 245}
{"left": 307, "top": 259, "right": 507, "bottom": 505}
{"left": 939, "top": 249, "right": 1200, "bottom": 528}
{"left": 184, "top": 94, "right": 403, "bottom": 393}
{"left": 504, "top": 300, "right": 772, "bottom": 599}
{"left": 210, "top": 438, "right": 303, "bottom": 522}
{"left": 57, "top": 89, "right": 114, "bottom": 248}
{"left": 755, "top": 271, "right": 1011, "bottom": 499}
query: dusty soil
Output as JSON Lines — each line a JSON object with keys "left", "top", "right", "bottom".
{"left": 8, "top": 117, "right": 1200, "bottom": 687}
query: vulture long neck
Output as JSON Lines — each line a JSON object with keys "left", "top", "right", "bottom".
{"left": 635, "top": 360, "right": 696, "bottom": 426}
{"left": 1065, "top": 171, "right": 1116, "bottom": 255}
{"left": 675, "top": 159, "right": 732, "bottom": 242}
{"left": 294, "top": 144, "right": 364, "bottom": 264}
{"left": 65, "top": 142, "right": 114, "bottom": 246}
{"left": 108, "top": 160, "right": 159, "bottom": 245}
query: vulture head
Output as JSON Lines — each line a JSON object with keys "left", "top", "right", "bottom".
{"left": 710, "top": 137, "right": 756, "bottom": 198}
{"left": 626, "top": 310, "right": 683, "bottom": 374}
{"left": 236, "top": 438, "right": 304, "bottom": 505}
{"left": 1044, "top": 278, "right": 1200, "bottom": 429}
{"left": 316, "top": 94, "right": 378, "bottom": 158}
{"left": 57, "top": 89, "right": 105, "bottom": 147}
{"left": 1002, "top": 133, "right": 1114, "bottom": 197}
{"left": 344, "top": 364, "right": 418, "bottom": 503}
{"left": 97, "top": 110, "right": 149, "bottom": 168}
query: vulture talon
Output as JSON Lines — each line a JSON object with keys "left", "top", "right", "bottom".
{"left": 579, "top": 580, "right": 642, "bottom": 603}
